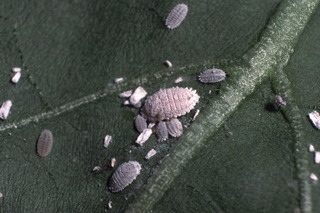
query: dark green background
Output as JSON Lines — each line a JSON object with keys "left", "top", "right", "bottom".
{"left": 0, "top": 0, "right": 319, "bottom": 212}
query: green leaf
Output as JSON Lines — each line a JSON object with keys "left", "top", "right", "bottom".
{"left": 0, "top": 0, "right": 319, "bottom": 212}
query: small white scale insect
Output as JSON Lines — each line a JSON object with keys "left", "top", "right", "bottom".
{"left": 310, "top": 173, "right": 318, "bottom": 181}
{"left": 114, "top": 77, "right": 124, "bottom": 83}
{"left": 0, "top": 100, "right": 13, "bottom": 120}
{"left": 135, "top": 128, "right": 153, "bottom": 146}
{"left": 174, "top": 77, "right": 183, "bottom": 84}
{"left": 308, "top": 111, "right": 320, "bottom": 129}
{"left": 11, "top": 72, "right": 21, "bottom": 84}
{"left": 164, "top": 60, "right": 173, "bottom": 68}
{"left": 315, "top": 152, "right": 320, "bottom": 164}
{"left": 12, "top": 67, "right": 21, "bottom": 72}
{"left": 130, "top": 86, "right": 147, "bottom": 106}
{"left": 104, "top": 135, "right": 112, "bottom": 148}
{"left": 145, "top": 149, "right": 157, "bottom": 160}
{"left": 165, "top": 4, "right": 188, "bottom": 29}
{"left": 309, "top": 144, "right": 315, "bottom": 152}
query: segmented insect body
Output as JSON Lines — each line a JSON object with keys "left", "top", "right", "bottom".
{"left": 198, "top": 68, "right": 226, "bottom": 83}
{"left": 109, "top": 161, "right": 141, "bottom": 192}
{"left": 166, "top": 118, "right": 183, "bottom": 137}
{"left": 165, "top": 4, "right": 188, "bottom": 29}
{"left": 135, "top": 115, "right": 147, "bottom": 133}
{"left": 142, "top": 87, "right": 199, "bottom": 122}
{"left": 156, "top": 121, "right": 169, "bottom": 142}
{"left": 37, "top": 130, "right": 53, "bottom": 157}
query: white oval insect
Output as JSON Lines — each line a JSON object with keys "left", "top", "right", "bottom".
{"left": 104, "top": 135, "right": 112, "bottom": 148}
{"left": 110, "top": 157, "right": 116, "bottom": 168}
{"left": 198, "top": 68, "right": 226, "bottom": 83}
{"left": 166, "top": 118, "right": 183, "bottom": 137}
{"left": 135, "top": 128, "right": 153, "bottom": 146}
{"left": 130, "top": 86, "right": 147, "bottom": 106}
{"left": 145, "top": 149, "right": 157, "bottom": 160}
{"left": 0, "top": 100, "right": 12, "bottom": 120}
{"left": 142, "top": 87, "right": 199, "bottom": 122}
{"left": 164, "top": 60, "right": 172, "bottom": 68}
{"left": 11, "top": 72, "right": 21, "bottom": 84}
{"left": 156, "top": 121, "right": 169, "bottom": 142}
{"left": 165, "top": 4, "right": 188, "bottom": 29}
{"left": 308, "top": 111, "right": 320, "bottom": 130}
{"left": 118, "top": 90, "right": 133, "bottom": 98}
{"left": 108, "top": 161, "right": 141, "bottom": 193}
{"left": 135, "top": 115, "right": 147, "bottom": 133}
{"left": 309, "top": 144, "right": 315, "bottom": 152}
{"left": 37, "top": 130, "right": 53, "bottom": 157}
{"left": 12, "top": 67, "right": 21, "bottom": 72}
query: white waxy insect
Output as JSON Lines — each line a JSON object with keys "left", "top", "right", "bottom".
{"left": 108, "top": 161, "right": 142, "bottom": 193}
{"left": 119, "top": 90, "right": 133, "bottom": 98}
{"left": 174, "top": 77, "right": 183, "bottom": 84}
{"left": 104, "top": 135, "right": 112, "bottom": 148}
{"left": 310, "top": 173, "right": 318, "bottom": 181}
{"left": 0, "top": 100, "right": 12, "bottom": 120}
{"left": 12, "top": 67, "right": 21, "bottom": 72}
{"left": 110, "top": 158, "right": 116, "bottom": 168}
{"left": 148, "top": 123, "right": 155, "bottom": 129}
{"left": 37, "top": 130, "right": 53, "bottom": 157}
{"left": 166, "top": 118, "right": 183, "bottom": 137}
{"left": 11, "top": 72, "right": 21, "bottom": 84}
{"left": 130, "top": 86, "right": 147, "bottom": 106}
{"left": 135, "top": 115, "right": 147, "bottom": 133}
{"left": 274, "top": 95, "right": 286, "bottom": 106}
{"left": 315, "top": 152, "right": 320, "bottom": 164}
{"left": 135, "top": 128, "right": 153, "bottom": 146}
{"left": 192, "top": 109, "right": 200, "bottom": 121}
{"left": 92, "top": 166, "right": 102, "bottom": 173}
{"left": 198, "top": 68, "right": 226, "bottom": 83}
{"left": 156, "top": 121, "right": 169, "bottom": 142}
{"left": 308, "top": 111, "right": 320, "bottom": 129}
{"left": 142, "top": 87, "right": 200, "bottom": 122}
{"left": 114, "top": 77, "right": 124, "bottom": 83}
{"left": 309, "top": 144, "right": 315, "bottom": 152}
{"left": 0, "top": 192, "right": 2, "bottom": 198}
{"left": 145, "top": 149, "right": 157, "bottom": 160}
{"left": 123, "top": 100, "right": 130, "bottom": 106}
{"left": 164, "top": 60, "right": 173, "bottom": 68}
{"left": 107, "top": 201, "right": 112, "bottom": 209}
{"left": 165, "top": 4, "right": 188, "bottom": 29}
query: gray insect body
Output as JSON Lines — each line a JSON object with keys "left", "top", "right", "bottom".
{"left": 109, "top": 161, "right": 142, "bottom": 193}
{"left": 142, "top": 87, "right": 200, "bottom": 122}
{"left": 166, "top": 118, "right": 183, "bottom": 137}
{"left": 156, "top": 121, "right": 169, "bottom": 142}
{"left": 166, "top": 4, "right": 188, "bottom": 29}
{"left": 199, "top": 68, "right": 226, "bottom": 83}
{"left": 37, "top": 130, "right": 53, "bottom": 157}
{"left": 135, "top": 115, "right": 147, "bottom": 133}
{"left": 274, "top": 95, "right": 286, "bottom": 106}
